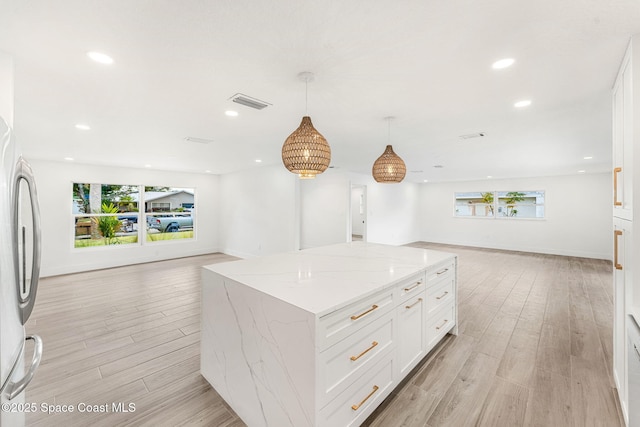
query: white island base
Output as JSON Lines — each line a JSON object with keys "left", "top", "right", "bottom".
{"left": 201, "top": 242, "right": 457, "bottom": 427}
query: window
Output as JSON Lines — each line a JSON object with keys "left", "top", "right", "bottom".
{"left": 454, "top": 190, "right": 544, "bottom": 219}
{"left": 144, "top": 187, "right": 195, "bottom": 242}
{"left": 454, "top": 192, "right": 495, "bottom": 217}
{"left": 496, "top": 191, "right": 545, "bottom": 218}
{"left": 73, "top": 184, "right": 196, "bottom": 248}
{"left": 73, "top": 183, "right": 140, "bottom": 248}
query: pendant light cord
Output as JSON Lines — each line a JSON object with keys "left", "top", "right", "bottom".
{"left": 305, "top": 77, "right": 309, "bottom": 116}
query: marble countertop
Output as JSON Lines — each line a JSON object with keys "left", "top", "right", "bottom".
{"left": 203, "top": 242, "right": 456, "bottom": 317}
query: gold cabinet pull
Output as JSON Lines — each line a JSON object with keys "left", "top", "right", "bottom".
{"left": 614, "top": 167, "right": 622, "bottom": 206}
{"left": 435, "top": 319, "right": 449, "bottom": 330}
{"left": 350, "top": 341, "right": 378, "bottom": 361}
{"left": 436, "top": 291, "right": 449, "bottom": 300}
{"left": 614, "top": 230, "right": 623, "bottom": 270}
{"left": 351, "top": 304, "right": 378, "bottom": 321}
{"left": 403, "top": 281, "right": 422, "bottom": 292}
{"left": 405, "top": 298, "right": 423, "bottom": 310}
{"left": 436, "top": 268, "right": 449, "bottom": 275}
{"left": 351, "top": 385, "right": 379, "bottom": 411}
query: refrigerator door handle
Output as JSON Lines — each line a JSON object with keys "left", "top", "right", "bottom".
{"left": 12, "top": 156, "right": 42, "bottom": 325}
{"left": 4, "top": 335, "right": 43, "bottom": 400}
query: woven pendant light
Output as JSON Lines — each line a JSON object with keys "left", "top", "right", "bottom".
{"left": 372, "top": 117, "right": 406, "bottom": 183}
{"left": 282, "top": 72, "right": 331, "bottom": 179}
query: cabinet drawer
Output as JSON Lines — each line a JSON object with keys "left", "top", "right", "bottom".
{"left": 319, "top": 289, "right": 395, "bottom": 349}
{"left": 426, "top": 261, "right": 454, "bottom": 288}
{"left": 319, "top": 353, "right": 395, "bottom": 427}
{"left": 425, "top": 277, "right": 454, "bottom": 315}
{"left": 319, "top": 313, "right": 394, "bottom": 406}
{"left": 426, "top": 303, "right": 455, "bottom": 350}
{"left": 397, "top": 272, "right": 426, "bottom": 303}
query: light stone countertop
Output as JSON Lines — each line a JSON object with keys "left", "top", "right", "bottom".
{"left": 204, "top": 242, "right": 456, "bottom": 317}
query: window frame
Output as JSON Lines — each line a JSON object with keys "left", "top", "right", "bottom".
{"left": 72, "top": 183, "right": 197, "bottom": 250}
{"left": 453, "top": 190, "right": 545, "bottom": 220}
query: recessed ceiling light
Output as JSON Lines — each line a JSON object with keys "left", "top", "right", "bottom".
{"left": 144, "top": 164, "right": 151, "bottom": 168}
{"left": 64, "top": 157, "right": 74, "bottom": 161}
{"left": 423, "top": 179, "right": 428, "bottom": 183}
{"left": 578, "top": 170, "right": 586, "bottom": 173}
{"left": 487, "top": 175, "right": 493, "bottom": 179}
{"left": 514, "top": 100, "right": 532, "bottom": 108}
{"left": 225, "top": 110, "right": 239, "bottom": 117}
{"left": 492, "top": 58, "right": 515, "bottom": 69}
{"left": 75, "top": 123, "right": 91, "bottom": 130}
{"left": 583, "top": 156, "right": 593, "bottom": 160}
{"left": 205, "top": 170, "right": 212, "bottom": 173}
{"left": 255, "top": 159, "right": 262, "bottom": 163}
{"left": 86, "top": 51, "right": 114, "bottom": 65}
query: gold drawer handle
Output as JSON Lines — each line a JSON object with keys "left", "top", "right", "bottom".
{"left": 350, "top": 341, "right": 378, "bottom": 361}
{"left": 405, "top": 298, "right": 423, "bottom": 310}
{"left": 614, "top": 230, "right": 623, "bottom": 270}
{"left": 351, "top": 304, "right": 379, "bottom": 321}
{"left": 435, "top": 319, "right": 449, "bottom": 330}
{"left": 436, "top": 268, "right": 449, "bottom": 275}
{"left": 436, "top": 291, "right": 449, "bottom": 300}
{"left": 403, "top": 280, "right": 422, "bottom": 292}
{"left": 351, "top": 385, "right": 379, "bottom": 411}
{"left": 614, "top": 167, "right": 622, "bottom": 206}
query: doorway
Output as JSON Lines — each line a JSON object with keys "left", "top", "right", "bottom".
{"left": 350, "top": 184, "right": 367, "bottom": 242}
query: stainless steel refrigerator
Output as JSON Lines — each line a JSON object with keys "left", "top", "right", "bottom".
{"left": 0, "top": 116, "right": 43, "bottom": 426}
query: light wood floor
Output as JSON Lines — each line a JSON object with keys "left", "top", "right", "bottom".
{"left": 24, "top": 243, "right": 623, "bottom": 426}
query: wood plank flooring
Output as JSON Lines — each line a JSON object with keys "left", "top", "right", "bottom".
{"left": 24, "top": 243, "right": 622, "bottom": 426}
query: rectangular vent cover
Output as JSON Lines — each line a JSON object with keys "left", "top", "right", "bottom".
{"left": 184, "top": 137, "right": 214, "bottom": 144}
{"left": 459, "top": 132, "right": 486, "bottom": 140}
{"left": 229, "top": 93, "right": 272, "bottom": 110}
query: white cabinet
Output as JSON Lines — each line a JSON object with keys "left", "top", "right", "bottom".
{"left": 200, "top": 242, "right": 457, "bottom": 427}
{"left": 613, "top": 44, "right": 633, "bottom": 220}
{"left": 613, "top": 218, "right": 631, "bottom": 422}
{"left": 612, "top": 34, "right": 640, "bottom": 427}
{"left": 397, "top": 290, "right": 427, "bottom": 376}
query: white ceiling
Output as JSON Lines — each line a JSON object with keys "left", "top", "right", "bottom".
{"left": 1, "top": 0, "right": 639, "bottom": 182}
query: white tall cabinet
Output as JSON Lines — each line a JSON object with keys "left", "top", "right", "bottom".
{"left": 612, "top": 34, "right": 640, "bottom": 427}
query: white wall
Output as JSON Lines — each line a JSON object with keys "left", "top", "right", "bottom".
{"left": 219, "top": 164, "right": 298, "bottom": 258}
{"left": 300, "top": 171, "right": 422, "bottom": 248}
{"left": 351, "top": 185, "right": 365, "bottom": 236}
{"left": 0, "top": 50, "right": 13, "bottom": 127}
{"left": 420, "top": 173, "right": 611, "bottom": 259}
{"left": 300, "top": 171, "right": 350, "bottom": 249}
{"left": 366, "top": 179, "right": 421, "bottom": 245}
{"left": 30, "top": 159, "right": 220, "bottom": 276}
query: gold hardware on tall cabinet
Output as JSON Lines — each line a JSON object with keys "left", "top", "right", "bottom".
{"left": 350, "top": 305, "right": 379, "bottom": 321}
{"left": 350, "top": 341, "right": 379, "bottom": 361}
{"left": 435, "top": 291, "right": 449, "bottom": 300}
{"left": 403, "top": 281, "right": 422, "bottom": 292}
{"left": 405, "top": 298, "right": 423, "bottom": 310}
{"left": 436, "top": 268, "right": 449, "bottom": 275}
{"left": 614, "top": 167, "right": 623, "bottom": 206}
{"left": 351, "top": 385, "right": 379, "bottom": 411}
{"left": 614, "top": 230, "right": 623, "bottom": 270}
{"left": 435, "top": 319, "right": 449, "bottom": 330}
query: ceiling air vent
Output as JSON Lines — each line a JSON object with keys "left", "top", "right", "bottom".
{"left": 184, "top": 137, "right": 214, "bottom": 144}
{"left": 229, "top": 93, "right": 272, "bottom": 110}
{"left": 459, "top": 132, "right": 486, "bottom": 140}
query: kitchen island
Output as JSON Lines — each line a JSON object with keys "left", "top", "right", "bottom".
{"left": 201, "top": 242, "right": 457, "bottom": 427}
